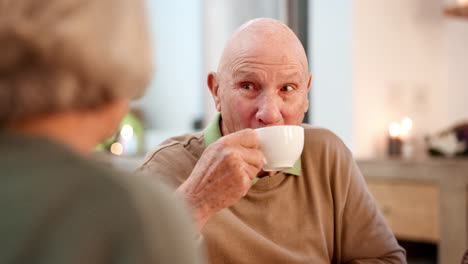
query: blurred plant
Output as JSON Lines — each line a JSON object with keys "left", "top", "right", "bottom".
{"left": 427, "top": 122, "right": 468, "bottom": 157}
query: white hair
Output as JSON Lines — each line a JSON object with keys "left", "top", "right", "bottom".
{"left": 0, "top": 0, "right": 153, "bottom": 125}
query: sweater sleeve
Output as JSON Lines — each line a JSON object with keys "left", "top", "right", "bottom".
{"left": 333, "top": 142, "right": 406, "bottom": 263}
{"left": 137, "top": 141, "right": 199, "bottom": 189}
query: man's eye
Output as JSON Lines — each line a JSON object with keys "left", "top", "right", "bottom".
{"left": 241, "top": 83, "right": 254, "bottom": 90}
{"left": 281, "top": 84, "right": 295, "bottom": 92}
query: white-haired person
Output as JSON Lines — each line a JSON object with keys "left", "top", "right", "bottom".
{"left": 0, "top": 0, "right": 204, "bottom": 263}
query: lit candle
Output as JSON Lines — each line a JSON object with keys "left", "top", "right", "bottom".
{"left": 388, "top": 122, "right": 402, "bottom": 157}
{"left": 400, "top": 117, "right": 414, "bottom": 159}
{"left": 389, "top": 122, "right": 401, "bottom": 138}
{"left": 400, "top": 117, "right": 413, "bottom": 139}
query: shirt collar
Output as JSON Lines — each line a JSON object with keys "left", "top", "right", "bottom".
{"left": 203, "top": 113, "right": 302, "bottom": 176}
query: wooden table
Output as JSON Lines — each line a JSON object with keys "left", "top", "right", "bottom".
{"left": 357, "top": 159, "right": 468, "bottom": 264}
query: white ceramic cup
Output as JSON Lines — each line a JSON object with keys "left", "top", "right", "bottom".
{"left": 254, "top": 125, "right": 304, "bottom": 171}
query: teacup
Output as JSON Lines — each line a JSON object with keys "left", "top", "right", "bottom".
{"left": 254, "top": 125, "right": 304, "bottom": 171}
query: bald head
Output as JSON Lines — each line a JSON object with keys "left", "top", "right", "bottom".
{"left": 208, "top": 18, "right": 312, "bottom": 135}
{"left": 218, "top": 18, "right": 308, "bottom": 75}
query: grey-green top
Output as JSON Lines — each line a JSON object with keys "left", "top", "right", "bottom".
{"left": 0, "top": 133, "right": 202, "bottom": 264}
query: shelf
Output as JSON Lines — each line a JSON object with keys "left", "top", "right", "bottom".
{"left": 444, "top": 5, "right": 468, "bottom": 19}
{"left": 357, "top": 158, "right": 468, "bottom": 264}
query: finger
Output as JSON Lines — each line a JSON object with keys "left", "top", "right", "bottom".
{"left": 241, "top": 175, "right": 252, "bottom": 196}
{"left": 239, "top": 167, "right": 255, "bottom": 197}
{"left": 241, "top": 162, "right": 263, "bottom": 180}
{"left": 237, "top": 147, "right": 264, "bottom": 170}
{"left": 226, "top": 129, "right": 259, "bottom": 148}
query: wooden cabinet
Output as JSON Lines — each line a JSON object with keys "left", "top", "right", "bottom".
{"left": 357, "top": 159, "right": 468, "bottom": 264}
{"left": 367, "top": 181, "right": 439, "bottom": 243}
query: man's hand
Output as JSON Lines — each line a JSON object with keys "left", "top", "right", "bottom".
{"left": 175, "top": 129, "right": 263, "bottom": 230}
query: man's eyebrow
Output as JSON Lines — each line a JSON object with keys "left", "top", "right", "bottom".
{"left": 232, "top": 70, "right": 264, "bottom": 80}
{"left": 278, "top": 71, "right": 304, "bottom": 80}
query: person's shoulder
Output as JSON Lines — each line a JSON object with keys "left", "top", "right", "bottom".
{"left": 300, "top": 124, "right": 354, "bottom": 165}
{"left": 301, "top": 124, "right": 348, "bottom": 150}
{"left": 137, "top": 131, "right": 204, "bottom": 186}
{"left": 1, "top": 144, "right": 148, "bottom": 250}
{"left": 27, "top": 157, "right": 198, "bottom": 264}
{"left": 160, "top": 131, "right": 205, "bottom": 149}
{"left": 143, "top": 131, "right": 204, "bottom": 163}
{"left": 62, "top": 156, "right": 138, "bottom": 205}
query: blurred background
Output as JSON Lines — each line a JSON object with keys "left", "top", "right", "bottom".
{"left": 96, "top": 1, "right": 468, "bottom": 263}
{"left": 114, "top": 0, "right": 468, "bottom": 159}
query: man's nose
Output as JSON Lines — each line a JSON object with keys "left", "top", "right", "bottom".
{"left": 255, "top": 93, "right": 282, "bottom": 126}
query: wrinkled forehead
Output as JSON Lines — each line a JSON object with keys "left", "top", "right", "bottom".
{"left": 219, "top": 28, "right": 309, "bottom": 76}
{"left": 220, "top": 46, "right": 309, "bottom": 82}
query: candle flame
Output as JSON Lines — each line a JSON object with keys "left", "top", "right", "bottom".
{"left": 389, "top": 122, "right": 401, "bottom": 138}
{"left": 400, "top": 117, "right": 413, "bottom": 137}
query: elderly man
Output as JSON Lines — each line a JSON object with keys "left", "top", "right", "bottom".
{"left": 139, "top": 18, "right": 406, "bottom": 263}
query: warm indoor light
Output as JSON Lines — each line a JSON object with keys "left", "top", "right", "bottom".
{"left": 120, "top": 124, "right": 134, "bottom": 141}
{"left": 110, "top": 142, "right": 124, "bottom": 155}
{"left": 388, "top": 122, "right": 401, "bottom": 138}
{"left": 458, "top": 0, "right": 468, "bottom": 6}
{"left": 400, "top": 117, "right": 413, "bottom": 137}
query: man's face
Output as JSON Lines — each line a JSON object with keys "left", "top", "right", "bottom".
{"left": 213, "top": 45, "right": 311, "bottom": 135}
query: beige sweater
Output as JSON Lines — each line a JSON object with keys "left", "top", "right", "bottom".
{"left": 139, "top": 125, "right": 406, "bottom": 264}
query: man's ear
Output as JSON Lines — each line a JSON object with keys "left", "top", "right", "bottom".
{"left": 304, "top": 73, "right": 312, "bottom": 112}
{"left": 207, "top": 72, "right": 221, "bottom": 112}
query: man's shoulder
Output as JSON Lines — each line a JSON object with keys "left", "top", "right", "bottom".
{"left": 300, "top": 124, "right": 353, "bottom": 164}
{"left": 142, "top": 131, "right": 205, "bottom": 164}
{"left": 138, "top": 131, "right": 205, "bottom": 186}
{"left": 301, "top": 124, "right": 346, "bottom": 148}
{"left": 160, "top": 131, "right": 205, "bottom": 148}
